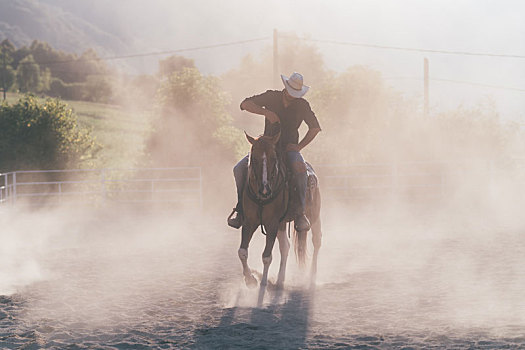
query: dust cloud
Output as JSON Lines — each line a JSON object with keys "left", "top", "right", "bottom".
{"left": 5, "top": 54, "right": 525, "bottom": 345}
{"left": 1, "top": 171, "right": 525, "bottom": 347}
{"left": 2, "top": 2, "right": 525, "bottom": 346}
{"left": 1, "top": 150, "right": 525, "bottom": 348}
{"left": 0, "top": 205, "right": 235, "bottom": 323}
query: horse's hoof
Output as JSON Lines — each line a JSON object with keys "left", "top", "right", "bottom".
{"left": 245, "top": 275, "right": 258, "bottom": 288}
{"left": 275, "top": 281, "right": 284, "bottom": 290}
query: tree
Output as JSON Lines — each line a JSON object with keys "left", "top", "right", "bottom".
{"left": 29, "top": 41, "right": 107, "bottom": 84}
{"left": 147, "top": 67, "right": 242, "bottom": 166}
{"left": 29, "top": 40, "right": 76, "bottom": 83}
{"left": 0, "top": 39, "right": 16, "bottom": 55}
{"left": 1, "top": 40, "right": 16, "bottom": 96}
{"left": 0, "top": 95, "right": 100, "bottom": 171}
{"left": 11, "top": 46, "right": 30, "bottom": 71}
{"left": 40, "top": 67, "right": 52, "bottom": 92}
{"left": 83, "top": 75, "right": 112, "bottom": 103}
{"left": 158, "top": 55, "right": 195, "bottom": 78}
{"left": 306, "top": 65, "right": 402, "bottom": 163}
{"left": 0, "top": 48, "right": 16, "bottom": 97}
{"left": 5, "top": 40, "right": 114, "bottom": 102}
{"left": 220, "top": 33, "right": 332, "bottom": 160}
{"left": 276, "top": 32, "right": 326, "bottom": 85}
{"left": 16, "top": 54, "right": 42, "bottom": 92}
{"left": 76, "top": 48, "right": 109, "bottom": 81}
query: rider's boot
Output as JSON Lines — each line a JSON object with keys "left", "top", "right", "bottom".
{"left": 229, "top": 158, "right": 247, "bottom": 229}
{"left": 294, "top": 172, "right": 311, "bottom": 231}
{"left": 227, "top": 203, "right": 243, "bottom": 229}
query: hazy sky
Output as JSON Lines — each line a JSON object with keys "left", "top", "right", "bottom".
{"left": 86, "top": 0, "right": 525, "bottom": 121}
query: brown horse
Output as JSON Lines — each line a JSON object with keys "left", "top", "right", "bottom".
{"left": 238, "top": 132, "right": 322, "bottom": 289}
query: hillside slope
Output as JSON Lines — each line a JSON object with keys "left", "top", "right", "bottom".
{"left": 0, "top": 0, "right": 129, "bottom": 56}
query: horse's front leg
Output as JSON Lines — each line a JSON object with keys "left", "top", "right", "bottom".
{"left": 239, "top": 223, "right": 258, "bottom": 288}
{"left": 276, "top": 222, "right": 289, "bottom": 289}
{"left": 260, "top": 223, "right": 279, "bottom": 286}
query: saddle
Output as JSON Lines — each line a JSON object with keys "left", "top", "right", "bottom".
{"left": 282, "top": 162, "right": 319, "bottom": 223}
{"left": 228, "top": 158, "right": 319, "bottom": 230}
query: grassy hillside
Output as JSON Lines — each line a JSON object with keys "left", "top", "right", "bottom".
{"left": 4, "top": 93, "right": 152, "bottom": 170}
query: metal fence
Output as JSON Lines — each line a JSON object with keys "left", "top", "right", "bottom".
{"left": 0, "top": 167, "right": 202, "bottom": 208}
{"left": 315, "top": 160, "right": 496, "bottom": 200}
{"left": 2, "top": 160, "right": 523, "bottom": 207}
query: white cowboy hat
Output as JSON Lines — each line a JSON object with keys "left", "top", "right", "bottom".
{"left": 281, "top": 72, "right": 309, "bottom": 98}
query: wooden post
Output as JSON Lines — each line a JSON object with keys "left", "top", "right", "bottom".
{"left": 1, "top": 50, "right": 6, "bottom": 101}
{"left": 273, "top": 29, "right": 279, "bottom": 88}
{"left": 424, "top": 57, "right": 429, "bottom": 116}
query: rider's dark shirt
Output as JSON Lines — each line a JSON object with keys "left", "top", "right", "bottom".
{"left": 241, "top": 90, "right": 321, "bottom": 152}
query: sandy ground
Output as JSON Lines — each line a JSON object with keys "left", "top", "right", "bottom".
{"left": 1, "top": 204, "right": 525, "bottom": 349}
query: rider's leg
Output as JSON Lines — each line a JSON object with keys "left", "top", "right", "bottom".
{"left": 286, "top": 151, "right": 311, "bottom": 231}
{"left": 228, "top": 155, "right": 249, "bottom": 228}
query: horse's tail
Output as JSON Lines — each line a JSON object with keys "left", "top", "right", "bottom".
{"left": 293, "top": 227, "right": 308, "bottom": 268}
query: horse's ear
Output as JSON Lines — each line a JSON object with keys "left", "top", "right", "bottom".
{"left": 244, "top": 131, "right": 256, "bottom": 145}
{"left": 270, "top": 131, "right": 281, "bottom": 145}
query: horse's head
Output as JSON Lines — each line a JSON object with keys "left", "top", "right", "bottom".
{"left": 245, "top": 131, "right": 281, "bottom": 199}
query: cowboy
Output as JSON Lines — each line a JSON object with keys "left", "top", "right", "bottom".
{"left": 228, "top": 72, "right": 321, "bottom": 231}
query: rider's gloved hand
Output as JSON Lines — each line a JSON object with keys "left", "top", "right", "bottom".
{"left": 264, "top": 110, "right": 280, "bottom": 124}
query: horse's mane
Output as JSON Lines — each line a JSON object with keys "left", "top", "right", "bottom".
{"left": 254, "top": 134, "right": 275, "bottom": 143}
{"left": 250, "top": 134, "right": 279, "bottom": 152}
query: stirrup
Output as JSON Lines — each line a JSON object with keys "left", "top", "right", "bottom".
{"left": 227, "top": 207, "right": 243, "bottom": 229}
{"left": 294, "top": 214, "right": 310, "bottom": 231}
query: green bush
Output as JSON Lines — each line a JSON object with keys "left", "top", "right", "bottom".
{"left": 0, "top": 95, "right": 101, "bottom": 171}
{"left": 83, "top": 75, "right": 112, "bottom": 103}
{"left": 48, "top": 78, "right": 85, "bottom": 101}
{"left": 47, "top": 76, "right": 112, "bottom": 103}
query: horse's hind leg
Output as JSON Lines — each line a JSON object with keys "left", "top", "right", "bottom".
{"left": 239, "top": 224, "right": 258, "bottom": 288}
{"left": 310, "top": 217, "right": 322, "bottom": 285}
{"left": 276, "top": 222, "right": 289, "bottom": 289}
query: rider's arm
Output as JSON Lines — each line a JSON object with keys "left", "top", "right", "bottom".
{"left": 293, "top": 99, "right": 321, "bottom": 151}
{"left": 240, "top": 100, "right": 280, "bottom": 124}
{"left": 297, "top": 127, "right": 321, "bottom": 151}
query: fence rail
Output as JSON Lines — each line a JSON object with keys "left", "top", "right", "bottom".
{"left": 0, "top": 167, "right": 202, "bottom": 208}
{"left": 2, "top": 159, "right": 524, "bottom": 207}
{"left": 315, "top": 160, "right": 500, "bottom": 200}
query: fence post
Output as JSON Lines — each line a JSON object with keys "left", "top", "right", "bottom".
{"left": 5, "top": 173, "right": 9, "bottom": 204}
{"left": 101, "top": 169, "right": 107, "bottom": 202}
{"left": 58, "top": 182, "right": 62, "bottom": 203}
{"left": 12, "top": 172, "right": 17, "bottom": 204}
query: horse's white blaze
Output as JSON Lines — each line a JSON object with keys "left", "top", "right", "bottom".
{"left": 262, "top": 152, "right": 268, "bottom": 194}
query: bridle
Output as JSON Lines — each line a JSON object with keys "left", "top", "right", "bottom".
{"left": 247, "top": 149, "right": 285, "bottom": 205}
{"left": 245, "top": 145, "right": 288, "bottom": 234}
